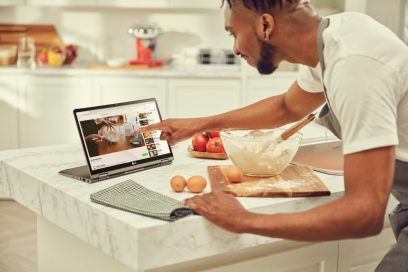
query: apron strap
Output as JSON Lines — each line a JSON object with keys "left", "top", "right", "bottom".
{"left": 317, "top": 17, "right": 333, "bottom": 108}
{"left": 317, "top": 18, "right": 330, "bottom": 75}
{"left": 316, "top": 17, "right": 342, "bottom": 139}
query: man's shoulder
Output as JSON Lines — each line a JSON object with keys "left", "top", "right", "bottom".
{"left": 328, "top": 12, "right": 374, "bottom": 24}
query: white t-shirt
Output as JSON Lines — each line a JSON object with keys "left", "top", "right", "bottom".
{"left": 297, "top": 12, "right": 408, "bottom": 162}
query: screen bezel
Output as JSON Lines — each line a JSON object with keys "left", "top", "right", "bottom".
{"left": 73, "top": 98, "right": 173, "bottom": 176}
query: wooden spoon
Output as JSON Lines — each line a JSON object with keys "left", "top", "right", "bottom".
{"left": 280, "top": 113, "right": 316, "bottom": 140}
{"left": 259, "top": 113, "right": 316, "bottom": 152}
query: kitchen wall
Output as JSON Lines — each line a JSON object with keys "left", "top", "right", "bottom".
{"left": 405, "top": 0, "right": 408, "bottom": 44}
{"left": 1, "top": 0, "right": 407, "bottom": 67}
{"left": 0, "top": 1, "right": 347, "bottom": 66}
{"left": 0, "top": 6, "right": 233, "bottom": 64}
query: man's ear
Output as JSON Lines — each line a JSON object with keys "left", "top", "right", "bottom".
{"left": 255, "top": 14, "right": 275, "bottom": 41}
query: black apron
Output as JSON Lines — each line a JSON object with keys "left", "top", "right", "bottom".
{"left": 317, "top": 18, "right": 408, "bottom": 271}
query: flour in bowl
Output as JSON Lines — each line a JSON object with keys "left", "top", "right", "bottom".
{"left": 223, "top": 129, "right": 301, "bottom": 176}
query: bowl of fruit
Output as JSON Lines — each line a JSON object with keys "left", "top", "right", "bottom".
{"left": 188, "top": 131, "right": 228, "bottom": 160}
{"left": 37, "top": 44, "right": 77, "bottom": 67}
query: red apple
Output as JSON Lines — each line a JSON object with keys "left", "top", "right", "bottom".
{"left": 192, "top": 133, "right": 209, "bottom": 152}
{"left": 205, "top": 131, "right": 220, "bottom": 138}
{"left": 206, "top": 137, "right": 225, "bottom": 153}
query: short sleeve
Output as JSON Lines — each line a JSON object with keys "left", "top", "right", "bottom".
{"left": 296, "top": 64, "right": 324, "bottom": 93}
{"left": 327, "top": 55, "right": 399, "bottom": 155}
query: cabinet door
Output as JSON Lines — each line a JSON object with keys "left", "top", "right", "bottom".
{"left": 96, "top": 77, "right": 167, "bottom": 118}
{"left": 97, "top": 0, "right": 168, "bottom": 8}
{"left": 168, "top": 79, "right": 241, "bottom": 118}
{"left": 244, "top": 72, "right": 297, "bottom": 106}
{"left": 19, "top": 76, "right": 94, "bottom": 148}
{"left": 0, "top": 75, "right": 18, "bottom": 150}
{"left": 202, "top": 242, "right": 338, "bottom": 272}
{"left": 338, "top": 227, "right": 396, "bottom": 272}
{"left": 27, "top": 0, "right": 97, "bottom": 6}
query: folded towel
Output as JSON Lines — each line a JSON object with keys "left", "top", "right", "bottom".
{"left": 90, "top": 180, "right": 194, "bottom": 221}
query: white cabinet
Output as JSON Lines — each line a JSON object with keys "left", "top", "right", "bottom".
{"left": 96, "top": 0, "right": 168, "bottom": 8}
{"left": 95, "top": 77, "right": 168, "bottom": 118}
{"left": 0, "top": 75, "right": 19, "bottom": 150}
{"left": 338, "top": 227, "right": 396, "bottom": 272}
{"left": 169, "top": 0, "right": 220, "bottom": 9}
{"left": 26, "top": 0, "right": 97, "bottom": 6}
{"left": 168, "top": 79, "right": 241, "bottom": 118}
{"left": 202, "top": 242, "right": 338, "bottom": 272}
{"left": 244, "top": 72, "right": 297, "bottom": 106}
{"left": 18, "top": 76, "right": 94, "bottom": 148}
{"left": 0, "top": 0, "right": 24, "bottom": 5}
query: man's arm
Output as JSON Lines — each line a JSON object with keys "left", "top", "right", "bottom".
{"left": 139, "top": 81, "right": 325, "bottom": 145}
{"left": 206, "top": 80, "right": 325, "bottom": 130}
{"left": 185, "top": 146, "right": 395, "bottom": 240}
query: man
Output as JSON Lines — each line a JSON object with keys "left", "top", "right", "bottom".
{"left": 140, "top": 0, "right": 408, "bottom": 270}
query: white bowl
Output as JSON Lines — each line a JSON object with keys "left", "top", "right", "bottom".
{"left": 220, "top": 129, "right": 302, "bottom": 177}
{"left": 106, "top": 58, "right": 127, "bottom": 67}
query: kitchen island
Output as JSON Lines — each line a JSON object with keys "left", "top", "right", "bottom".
{"left": 0, "top": 141, "right": 396, "bottom": 272}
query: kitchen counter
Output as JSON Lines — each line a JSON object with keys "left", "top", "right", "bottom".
{"left": 0, "top": 65, "right": 244, "bottom": 78}
{"left": 0, "top": 139, "right": 347, "bottom": 272}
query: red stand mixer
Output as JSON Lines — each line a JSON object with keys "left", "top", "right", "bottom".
{"left": 128, "top": 25, "right": 163, "bottom": 68}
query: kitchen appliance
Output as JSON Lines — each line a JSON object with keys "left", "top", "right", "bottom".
{"left": 128, "top": 25, "right": 163, "bottom": 67}
{"left": 198, "top": 49, "right": 237, "bottom": 65}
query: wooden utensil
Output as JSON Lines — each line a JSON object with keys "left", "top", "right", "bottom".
{"left": 208, "top": 165, "right": 330, "bottom": 197}
{"left": 0, "top": 24, "right": 64, "bottom": 57}
{"left": 256, "top": 113, "right": 316, "bottom": 154}
{"left": 281, "top": 113, "right": 316, "bottom": 140}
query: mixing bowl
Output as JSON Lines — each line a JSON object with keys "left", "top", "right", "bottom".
{"left": 220, "top": 129, "right": 302, "bottom": 176}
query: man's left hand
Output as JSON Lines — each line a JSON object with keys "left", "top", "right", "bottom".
{"left": 183, "top": 190, "right": 251, "bottom": 233}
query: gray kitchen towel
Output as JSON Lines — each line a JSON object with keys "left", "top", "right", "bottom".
{"left": 90, "top": 180, "right": 194, "bottom": 221}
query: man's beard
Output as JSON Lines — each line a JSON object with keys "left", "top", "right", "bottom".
{"left": 256, "top": 40, "right": 278, "bottom": 75}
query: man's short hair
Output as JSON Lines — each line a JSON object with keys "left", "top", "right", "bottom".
{"left": 222, "top": 0, "right": 298, "bottom": 12}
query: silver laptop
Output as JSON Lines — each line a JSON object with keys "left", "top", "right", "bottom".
{"left": 59, "top": 98, "right": 174, "bottom": 183}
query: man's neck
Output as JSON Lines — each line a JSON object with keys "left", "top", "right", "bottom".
{"left": 275, "top": 12, "right": 321, "bottom": 67}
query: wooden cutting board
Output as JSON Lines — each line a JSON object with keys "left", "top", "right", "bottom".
{"left": 0, "top": 24, "right": 64, "bottom": 56}
{"left": 208, "top": 165, "right": 330, "bottom": 197}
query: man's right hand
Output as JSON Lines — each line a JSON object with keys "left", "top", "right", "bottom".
{"left": 137, "top": 118, "right": 207, "bottom": 146}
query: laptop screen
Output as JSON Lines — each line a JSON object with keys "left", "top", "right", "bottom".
{"left": 74, "top": 98, "right": 173, "bottom": 175}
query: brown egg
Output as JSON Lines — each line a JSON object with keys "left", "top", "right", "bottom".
{"left": 170, "top": 175, "right": 187, "bottom": 192}
{"left": 226, "top": 165, "right": 243, "bottom": 183}
{"left": 186, "top": 175, "right": 207, "bottom": 193}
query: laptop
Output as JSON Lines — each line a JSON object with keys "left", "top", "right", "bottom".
{"left": 59, "top": 98, "right": 174, "bottom": 183}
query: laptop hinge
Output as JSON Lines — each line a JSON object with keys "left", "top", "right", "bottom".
{"left": 98, "top": 173, "right": 109, "bottom": 181}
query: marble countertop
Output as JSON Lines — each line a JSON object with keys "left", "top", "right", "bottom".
{"left": 0, "top": 140, "right": 345, "bottom": 271}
